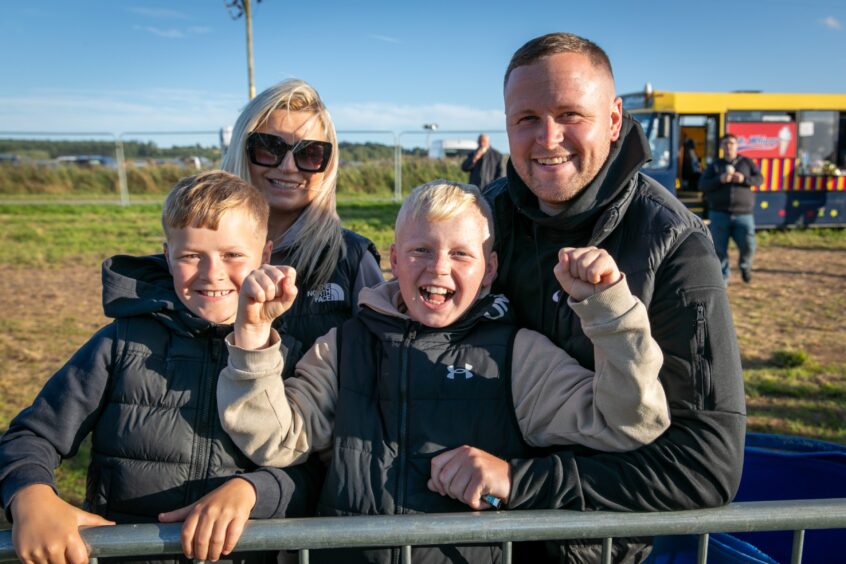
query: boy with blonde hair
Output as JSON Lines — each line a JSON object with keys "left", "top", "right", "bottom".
{"left": 218, "top": 179, "right": 669, "bottom": 563}
{"left": 0, "top": 171, "right": 313, "bottom": 564}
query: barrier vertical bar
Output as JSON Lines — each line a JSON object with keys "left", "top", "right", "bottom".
{"left": 601, "top": 537, "right": 612, "bottom": 564}
{"left": 401, "top": 545, "right": 411, "bottom": 563}
{"left": 791, "top": 529, "right": 805, "bottom": 564}
{"left": 502, "top": 541, "right": 512, "bottom": 564}
{"left": 115, "top": 137, "right": 129, "bottom": 206}
{"left": 299, "top": 548, "right": 309, "bottom": 564}
{"left": 394, "top": 133, "right": 402, "bottom": 202}
{"left": 697, "top": 533, "right": 709, "bottom": 564}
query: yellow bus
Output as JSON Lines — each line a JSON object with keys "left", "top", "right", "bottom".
{"left": 621, "top": 87, "right": 846, "bottom": 227}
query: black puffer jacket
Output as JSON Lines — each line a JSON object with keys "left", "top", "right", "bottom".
{"left": 271, "top": 228, "right": 381, "bottom": 352}
{"left": 484, "top": 116, "right": 746, "bottom": 563}
{"left": 312, "top": 293, "right": 532, "bottom": 564}
{"left": 0, "top": 255, "right": 320, "bottom": 563}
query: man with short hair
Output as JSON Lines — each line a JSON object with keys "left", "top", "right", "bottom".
{"left": 475, "top": 32, "right": 746, "bottom": 562}
{"left": 699, "top": 133, "right": 763, "bottom": 283}
{"left": 461, "top": 133, "right": 505, "bottom": 188}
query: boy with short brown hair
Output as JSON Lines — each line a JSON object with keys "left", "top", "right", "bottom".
{"left": 0, "top": 170, "right": 309, "bottom": 564}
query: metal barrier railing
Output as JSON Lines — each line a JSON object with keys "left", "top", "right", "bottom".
{"left": 2, "top": 498, "right": 845, "bottom": 563}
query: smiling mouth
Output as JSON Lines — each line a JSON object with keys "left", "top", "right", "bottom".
{"left": 197, "top": 290, "right": 234, "bottom": 298}
{"left": 534, "top": 155, "right": 574, "bottom": 166}
{"left": 267, "top": 178, "right": 306, "bottom": 190}
{"left": 420, "top": 285, "right": 454, "bottom": 306}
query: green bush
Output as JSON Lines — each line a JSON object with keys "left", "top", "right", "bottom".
{"left": 771, "top": 348, "right": 809, "bottom": 368}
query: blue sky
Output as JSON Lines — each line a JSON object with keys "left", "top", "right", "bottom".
{"left": 2, "top": 0, "right": 845, "bottom": 149}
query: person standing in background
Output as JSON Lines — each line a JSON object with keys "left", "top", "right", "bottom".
{"left": 699, "top": 133, "right": 763, "bottom": 283}
{"left": 461, "top": 133, "right": 505, "bottom": 189}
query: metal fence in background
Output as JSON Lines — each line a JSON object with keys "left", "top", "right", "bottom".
{"left": 0, "top": 129, "right": 508, "bottom": 204}
{"left": 1, "top": 499, "right": 845, "bottom": 564}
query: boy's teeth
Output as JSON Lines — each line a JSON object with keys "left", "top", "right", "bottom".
{"left": 423, "top": 286, "right": 448, "bottom": 295}
{"left": 200, "top": 290, "right": 231, "bottom": 297}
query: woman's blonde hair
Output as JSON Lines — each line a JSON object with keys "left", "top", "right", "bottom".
{"left": 222, "top": 78, "right": 342, "bottom": 289}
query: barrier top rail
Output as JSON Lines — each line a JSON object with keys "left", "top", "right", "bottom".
{"left": 1, "top": 499, "right": 845, "bottom": 561}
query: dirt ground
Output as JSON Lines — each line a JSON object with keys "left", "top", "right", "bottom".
{"left": 1, "top": 243, "right": 843, "bottom": 424}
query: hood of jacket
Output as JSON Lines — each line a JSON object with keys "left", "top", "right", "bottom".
{"left": 358, "top": 279, "right": 515, "bottom": 332}
{"left": 102, "top": 254, "right": 223, "bottom": 337}
{"left": 505, "top": 113, "right": 651, "bottom": 241}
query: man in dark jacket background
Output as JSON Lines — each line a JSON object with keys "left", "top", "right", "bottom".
{"left": 461, "top": 133, "right": 505, "bottom": 188}
{"left": 699, "top": 133, "right": 763, "bottom": 283}
{"left": 471, "top": 32, "right": 747, "bottom": 562}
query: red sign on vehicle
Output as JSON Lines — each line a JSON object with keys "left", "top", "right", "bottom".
{"left": 727, "top": 122, "right": 797, "bottom": 158}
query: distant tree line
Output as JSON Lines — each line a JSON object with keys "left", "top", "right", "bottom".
{"left": 0, "top": 139, "right": 428, "bottom": 163}
{"left": 338, "top": 142, "right": 426, "bottom": 162}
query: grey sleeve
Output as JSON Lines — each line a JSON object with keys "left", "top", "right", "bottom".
{"left": 351, "top": 250, "right": 385, "bottom": 311}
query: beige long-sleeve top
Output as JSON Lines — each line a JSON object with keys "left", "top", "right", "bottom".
{"left": 218, "top": 278, "right": 668, "bottom": 468}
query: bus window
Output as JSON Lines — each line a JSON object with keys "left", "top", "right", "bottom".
{"left": 797, "top": 110, "right": 839, "bottom": 175}
{"left": 633, "top": 112, "right": 673, "bottom": 169}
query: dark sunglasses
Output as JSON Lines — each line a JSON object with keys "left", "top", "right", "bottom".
{"left": 246, "top": 132, "right": 332, "bottom": 173}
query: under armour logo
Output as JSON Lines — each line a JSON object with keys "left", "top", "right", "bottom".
{"left": 483, "top": 295, "right": 510, "bottom": 320}
{"left": 447, "top": 364, "right": 474, "bottom": 380}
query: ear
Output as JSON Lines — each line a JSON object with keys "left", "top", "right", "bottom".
{"left": 262, "top": 240, "right": 273, "bottom": 264}
{"left": 389, "top": 243, "right": 398, "bottom": 278}
{"left": 609, "top": 96, "right": 624, "bottom": 142}
{"left": 482, "top": 250, "right": 498, "bottom": 288}
{"left": 162, "top": 243, "right": 172, "bottom": 273}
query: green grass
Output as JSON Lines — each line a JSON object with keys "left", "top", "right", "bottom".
{"left": 756, "top": 227, "right": 846, "bottom": 248}
{"left": 0, "top": 199, "right": 401, "bottom": 266}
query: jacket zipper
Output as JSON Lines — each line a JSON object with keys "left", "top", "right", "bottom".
{"left": 393, "top": 323, "right": 417, "bottom": 564}
{"left": 189, "top": 336, "right": 223, "bottom": 501}
{"left": 695, "top": 304, "right": 708, "bottom": 409}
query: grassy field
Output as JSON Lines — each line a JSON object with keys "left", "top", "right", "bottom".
{"left": 0, "top": 201, "right": 844, "bottom": 513}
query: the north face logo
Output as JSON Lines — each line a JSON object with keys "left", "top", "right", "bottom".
{"left": 307, "top": 283, "right": 345, "bottom": 303}
{"left": 447, "top": 364, "right": 474, "bottom": 380}
{"left": 552, "top": 289, "right": 562, "bottom": 303}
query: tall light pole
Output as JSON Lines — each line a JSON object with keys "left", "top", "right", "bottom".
{"left": 226, "top": 0, "right": 259, "bottom": 100}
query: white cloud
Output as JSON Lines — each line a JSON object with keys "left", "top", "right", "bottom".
{"left": 0, "top": 93, "right": 506, "bottom": 148}
{"left": 133, "top": 25, "right": 213, "bottom": 39}
{"left": 369, "top": 34, "right": 401, "bottom": 44}
{"left": 0, "top": 89, "right": 244, "bottom": 142}
{"left": 330, "top": 102, "right": 504, "bottom": 132}
{"left": 128, "top": 7, "right": 191, "bottom": 20}
{"left": 821, "top": 16, "right": 842, "bottom": 30}
{"left": 134, "top": 25, "right": 187, "bottom": 39}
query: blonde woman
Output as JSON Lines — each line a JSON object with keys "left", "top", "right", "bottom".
{"left": 223, "top": 79, "right": 383, "bottom": 351}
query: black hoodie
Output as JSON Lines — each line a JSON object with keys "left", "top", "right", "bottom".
{"left": 485, "top": 116, "right": 746, "bottom": 562}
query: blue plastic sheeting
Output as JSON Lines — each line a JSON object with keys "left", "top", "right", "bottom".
{"left": 730, "top": 433, "right": 846, "bottom": 563}
{"left": 647, "top": 433, "right": 846, "bottom": 563}
{"left": 648, "top": 533, "right": 778, "bottom": 564}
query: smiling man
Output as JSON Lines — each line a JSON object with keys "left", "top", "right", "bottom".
{"left": 483, "top": 32, "right": 747, "bottom": 562}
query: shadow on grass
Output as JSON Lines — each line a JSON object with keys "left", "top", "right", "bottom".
{"left": 752, "top": 266, "right": 846, "bottom": 280}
